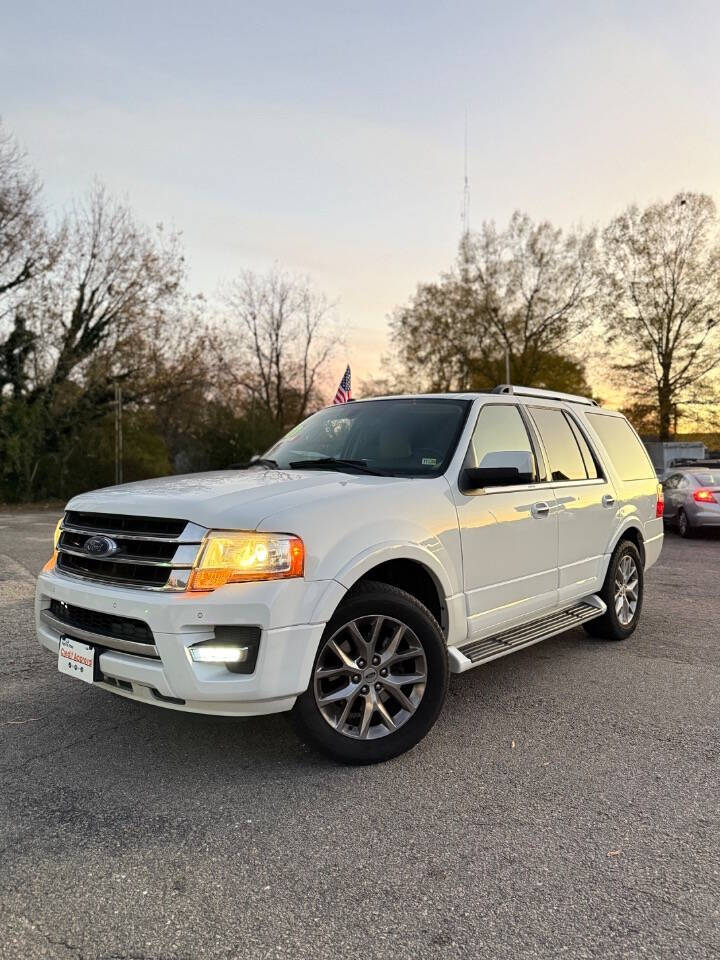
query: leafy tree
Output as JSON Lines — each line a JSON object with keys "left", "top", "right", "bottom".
{"left": 68, "top": 409, "right": 172, "bottom": 497}
{"left": 600, "top": 192, "right": 720, "bottom": 440}
{"left": 176, "top": 399, "right": 284, "bottom": 473}
{"left": 391, "top": 213, "right": 596, "bottom": 395}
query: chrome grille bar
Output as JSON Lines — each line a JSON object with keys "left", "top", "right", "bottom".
{"left": 61, "top": 520, "right": 208, "bottom": 543}
{"left": 57, "top": 543, "right": 195, "bottom": 568}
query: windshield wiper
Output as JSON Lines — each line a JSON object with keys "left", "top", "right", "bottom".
{"left": 289, "top": 457, "right": 385, "bottom": 476}
{"left": 226, "top": 458, "right": 280, "bottom": 470}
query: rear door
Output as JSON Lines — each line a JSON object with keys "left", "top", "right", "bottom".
{"left": 526, "top": 405, "right": 618, "bottom": 605}
{"left": 451, "top": 402, "right": 559, "bottom": 638}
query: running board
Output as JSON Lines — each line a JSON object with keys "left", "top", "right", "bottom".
{"left": 448, "top": 597, "right": 606, "bottom": 673}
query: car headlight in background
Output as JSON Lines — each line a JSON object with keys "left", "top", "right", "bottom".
{"left": 187, "top": 531, "right": 304, "bottom": 591}
{"left": 41, "top": 517, "right": 63, "bottom": 572}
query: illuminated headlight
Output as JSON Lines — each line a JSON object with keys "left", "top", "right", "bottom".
{"left": 42, "top": 517, "right": 63, "bottom": 573}
{"left": 188, "top": 642, "right": 249, "bottom": 664}
{"left": 187, "top": 531, "right": 304, "bottom": 592}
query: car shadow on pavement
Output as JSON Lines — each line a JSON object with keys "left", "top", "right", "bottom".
{"left": 26, "top": 623, "right": 595, "bottom": 784}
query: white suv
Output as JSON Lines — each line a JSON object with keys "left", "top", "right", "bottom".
{"left": 36, "top": 386, "right": 664, "bottom": 763}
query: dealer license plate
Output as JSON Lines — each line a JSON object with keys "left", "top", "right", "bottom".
{"left": 58, "top": 636, "right": 95, "bottom": 684}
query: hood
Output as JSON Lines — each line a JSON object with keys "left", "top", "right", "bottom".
{"left": 66, "top": 469, "right": 405, "bottom": 530}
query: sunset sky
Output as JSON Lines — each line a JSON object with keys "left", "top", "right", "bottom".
{"left": 3, "top": 1, "right": 720, "bottom": 394}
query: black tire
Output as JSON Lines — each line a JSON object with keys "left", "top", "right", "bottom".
{"left": 291, "top": 581, "right": 449, "bottom": 764}
{"left": 583, "top": 539, "right": 644, "bottom": 641}
{"left": 677, "top": 508, "right": 694, "bottom": 539}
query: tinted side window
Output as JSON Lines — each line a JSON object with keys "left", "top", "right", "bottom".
{"left": 467, "top": 404, "right": 539, "bottom": 481}
{"left": 566, "top": 415, "right": 599, "bottom": 480}
{"left": 662, "top": 474, "right": 680, "bottom": 490}
{"left": 529, "top": 407, "right": 587, "bottom": 482}
{"left": 586, "top": 413, "right": 655, "bottom": 481}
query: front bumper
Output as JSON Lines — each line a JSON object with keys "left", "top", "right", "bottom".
{"left": 36, "top": 569, "right": 344, "bottom": 716}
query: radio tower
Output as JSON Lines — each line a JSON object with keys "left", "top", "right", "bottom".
{"left": 461, "top": 108, "right": 470, "bottom": 237}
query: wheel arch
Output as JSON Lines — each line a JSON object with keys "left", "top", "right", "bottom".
{"left": 310, "top": 543, "right": 463, "bottom": 644}
{"left": 349, "top": 558, "right": 446, "bottom": 633}
{"left": 618, "top": 525, "right": 646, "bottom": 566}
{"left": 606, "top": 519, "right": 646, "bottom": 571}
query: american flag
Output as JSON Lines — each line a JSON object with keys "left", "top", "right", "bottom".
{"left": 333, "top": 365, "right": 352, "bottom": 404}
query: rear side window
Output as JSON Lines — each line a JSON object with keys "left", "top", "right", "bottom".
{"left": 528, "top": 407, "right": 588, "bottom": 482}
{"left": 586, "top": 413, "right": 655, "bottom": 481}
{"left": 566, "top": 416, "right": 599, "bottom": 480}
{"left": 467, "top": 404, "right": 540, "bottom": 480}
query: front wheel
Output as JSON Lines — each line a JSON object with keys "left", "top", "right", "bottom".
{"left": 584, "top": 540, "right": 644, "bottom": 641}
{"left": 291, "top": 582, "right": 449, "bottom": 764}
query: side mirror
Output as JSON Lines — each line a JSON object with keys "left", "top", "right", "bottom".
{"left": 460, "top": 466, "right": 532, "bottom": 492}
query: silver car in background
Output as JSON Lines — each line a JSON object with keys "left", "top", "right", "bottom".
{"left": 662, "top": 464, "right": 720, "bottom": 537}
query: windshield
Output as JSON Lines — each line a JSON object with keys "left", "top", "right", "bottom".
{"left": 264, "top": 398, "right": 471, "bottom": 477}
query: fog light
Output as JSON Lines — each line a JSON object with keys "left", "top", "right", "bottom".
{"left": 188, "top": 642, "right": 249, "bottom": 664}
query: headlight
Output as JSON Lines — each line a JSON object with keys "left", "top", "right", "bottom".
{"left": 41, "top": 517, "right": 63, "bottom": 573}
{"left": 187, "top": 531, "right": 304, "bottom": 591}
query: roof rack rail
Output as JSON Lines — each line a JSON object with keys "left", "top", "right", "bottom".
{"left": 492, "top": 384, "right": 598, "bottom": 407}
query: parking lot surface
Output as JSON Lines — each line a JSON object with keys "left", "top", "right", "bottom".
{"left": 1, "top": 509, "right": 719, "bottom": 960}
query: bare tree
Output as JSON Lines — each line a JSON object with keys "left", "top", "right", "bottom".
{"left": 600, "top": 192, "right": 720, "bottom": 439}
{"left": 0, "top": 121, "right": 48, "bottom": 302}
{"left": 31, "top": 183, "right": 185, "bottom": 394}
{"left": 391, "top": 212, "right": 596, "bottom": 393}
{"left": 218, "top": 267, "right": 339, "bottom": 427}
{"left": 0, "top": 121, "right": 58, "bottom": 397}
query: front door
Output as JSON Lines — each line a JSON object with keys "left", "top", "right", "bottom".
{"left": 452, "top": 402, "right": 559, "bottom": 639}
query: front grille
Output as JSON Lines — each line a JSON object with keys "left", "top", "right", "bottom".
{"left": 56, "top": 511, "right": 206, "bottom": 590}
{"left": 58, "top": 551, "right": 172, "bottom": 587}
{"left": 65, "top": 511, "right": 187, "bottom": 538}
{"left": 49, "top": 599, "right": 154, "bottom": 645}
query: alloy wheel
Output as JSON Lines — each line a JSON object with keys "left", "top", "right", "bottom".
{"left": 614, "top": 554, "right": 639, "bottom": 626}
{"left": 313, "top": 615, "right": 427, "bottom": 740}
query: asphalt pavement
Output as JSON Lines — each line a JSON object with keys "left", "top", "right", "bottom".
{"left": 1, "top": 509, "right": 719, "bottom": 960}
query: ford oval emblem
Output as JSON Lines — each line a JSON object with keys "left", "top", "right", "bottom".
{"left": 83, "top": 535, "right": 118, "bottom": 558}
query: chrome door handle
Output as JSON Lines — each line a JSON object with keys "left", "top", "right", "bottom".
{"left": 531, "top": 501, "right": 550, "bottom": 518}
{"left": 602, "top": 494, "right": 616, "bottom": 508}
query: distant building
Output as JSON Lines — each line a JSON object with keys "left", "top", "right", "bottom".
{"left": 643, "top": 441, "right": 707, "bottom": 476}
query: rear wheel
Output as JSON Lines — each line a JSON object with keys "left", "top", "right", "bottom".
{"left": 291, "top": 582, "right": 449, "bottom": 764}
{"left": 584, "top": 540, "right": 644, "bottom": 641}
{"left": 677, "top": 508, "right": 694, "bottom": 538}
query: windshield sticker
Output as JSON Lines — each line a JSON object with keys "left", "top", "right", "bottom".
{"left": 422, "top": 457, "right": 438, "bottom": 466}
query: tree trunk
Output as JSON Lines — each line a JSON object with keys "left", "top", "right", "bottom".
{"left": 657, "top": 380, "right": 673, "bottom": 442}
